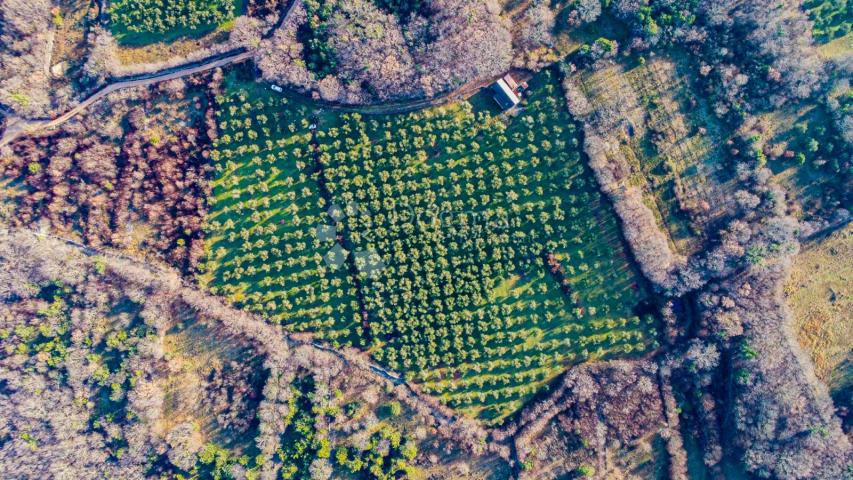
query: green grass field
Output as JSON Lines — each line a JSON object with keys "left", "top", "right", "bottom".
{"left": 203, "top": 69, "right": 657, "bottom": 424}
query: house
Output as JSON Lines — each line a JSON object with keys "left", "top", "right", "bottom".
{"left": 491, "top": 76, "right": 521, "bottom": 110}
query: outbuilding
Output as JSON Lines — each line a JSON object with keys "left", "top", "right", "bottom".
{"left": 492, "top": 77, "right": 521, "bottom": 110}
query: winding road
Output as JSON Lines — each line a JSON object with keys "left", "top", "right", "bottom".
{"left": 0, "top": 49, "right": 254, "bottom": 148}
{"left": 1, "top": 15, "right": 506, "bottom": 150}
{"left": 0, "top": 0, "right": 505, "bottom": 428}
{"left": 0, "top": 0, "right": 300, "bottom": 149}
{"left": 0, "top": 45, "right": 503, "bottom": 149}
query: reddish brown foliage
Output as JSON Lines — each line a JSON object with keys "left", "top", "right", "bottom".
{"left": 1, "top": 76, "right": 215, "bottom": 272}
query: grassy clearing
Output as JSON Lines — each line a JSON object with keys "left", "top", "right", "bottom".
{"left": 786, "top": 224, "right": 852, "bottom": 407}
{"left": 115, "top": 29, "right": 232, "bottom": 65}
{"left": 203, "top": 69, "right": 655, "bottom": 424}
{"left": 606, "top": 433, "right": 669, "bottom": 480}
{"left": 50, "top": 0, "right": 92, "bottom": 72}
{"left": 574, "top": 55, "right": 734, "bottom": 257}
{"left": 162, "top": 317, "right": 267, "bottom": 451}
{"left": 817, "top": 31, "right": 853, "bottom": 59}
{"left": 761, "top": 84, "right": 852, "bottom": 221}
{"left": 552, "top": 9, "right": 631, "bottom": 58}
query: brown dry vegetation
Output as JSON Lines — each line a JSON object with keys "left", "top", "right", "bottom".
{"left": 787, "top": 224, "right": 852, "bottom": 426}
{"left": 558, "top": 2, "right": 853, "bottom": 476}
{"left": 0, "top": 74, "right": 215, "bottom": 271}
{"left": 490, "top": 360, "right": 669, "bottom": 479}
{"left": 255, "top": 0, "right": 513, "bottom": 104}
{"left": 0, "top": 0, "right": 98, "bottom": 119}
{"left": 0, "top": 0, "right": 55, "bottom": 117}
{"left": 817, "top": 31, "right": 853, "bottom": 60}
{"left": 115, "top": 30, "right": 232, "bottom": 66}
{"left": 50, "top": 0, "right": 95, "bottom": 74}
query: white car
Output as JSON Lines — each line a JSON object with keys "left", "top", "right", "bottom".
{"left": 270, "top": 84, "right": 283, "bottom": 93}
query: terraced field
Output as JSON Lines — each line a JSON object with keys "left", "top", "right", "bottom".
{"left": 572, "top": 56, "right": 734, "bottom": 256}
{"left": 203, "top": 69, "right": 657, "bottom": 424}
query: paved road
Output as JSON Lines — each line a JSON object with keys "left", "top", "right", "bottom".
{"left": 0, "top": 49, "right": 500, "bottom": 149}
{"left": 0, "top": 50, "right": 253, "bottom": 148}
